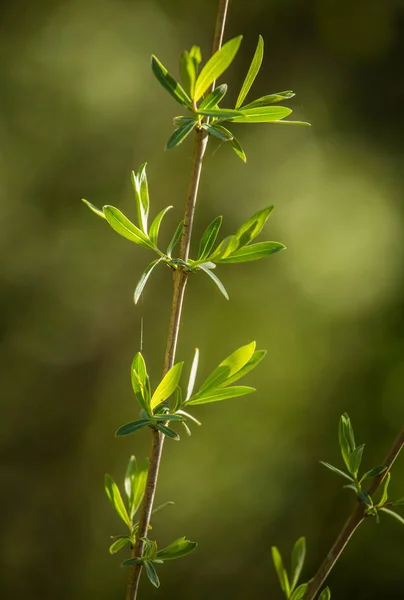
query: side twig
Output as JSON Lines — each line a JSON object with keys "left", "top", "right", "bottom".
{"left": 126, "top": 2, "right": 230, "bottom": 598}
{"left": 303, "top": 427, "right": 404, "bottom": 600}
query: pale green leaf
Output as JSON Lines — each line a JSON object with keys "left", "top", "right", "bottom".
{"left": 186, "top": 348, "right": 200, "bottom": 401}
{"left": 242, "top": 91, "right": 295, "bottom": 109}
{"left": 379, "top": 507, "right": 404, "bottom": 525}
{"left": 235, "top": 206, "right": 274, "bottom": 247}
{"left": 217, "top": 241, "right": 285, "bottom": 263}
{"left": 290, "top": 537, "right": 306, "bottom": 592}
{"left": 151, "top": 55, "right": 192, "bottom": 108}
{"left": 318, "top": 587, "right": 331, "bottom": 600}
{"left": 198, "top": 341, "right": 256, "bottom": 393}
{"left": 82, "top": 198, "right": 106, "bottom": 219}
{"left": 319, "top": 461, "right": 354, "bottom": 482}
{"left": 197, "top": 216, "right": 223, "bottom": 260}
{"left": 271, "top": 546, "right": 290, "bottom": 597}
{"left": 104, "top": 474, "right": 131, "bottom": 528}
{"left": 133, "top": 258, "right": 162, "bottom": 304}
{"left": 109, "top": 537, "right": 132, "bottom": 555}
{"left": 151, "top": 362, "right": 184, "bottom": 409}
{"left": 198, "top": 263, "right": 229, "bottom": 300}
{"left": 156, "top": 537, "right": 197, "bottom": 561}
{"left": 166, "top": 220, "right": 184, "bottom": 257}
{"left": 199, "top": 84, "right": 228, "bottom": 110}
{"left": 223, "top": 349, "right": 266, "bottom": 386}
{"left": 187, "top": 385, "right": 255, "bottom": 405}
{"left": 149, "top": 206, "right": 173, "bottom": 247}
{"left": 228, "top": 106, "right": 292, "bottom": 123}
{"left": 235, "top": 35, "right": 264, "bottom": 109}
{"left": 180, "top": 50, "right": 197, "bottom": 97}
{"left": 194, "top": 36, "right": 243, "bottom": 101}
{"left": 102, "top": 206, "right": 154, "bottom": 249}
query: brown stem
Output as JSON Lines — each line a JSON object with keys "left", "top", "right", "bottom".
{"left": 303, "top": 427, "right": 404, "bottom": 600}
{"left": 126, "top": 2, "right": 229, "bottom": 598}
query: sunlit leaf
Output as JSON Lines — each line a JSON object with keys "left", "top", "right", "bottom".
{"left": 124, "top": 456, "right": 149, "bottom": 518}
{"left": 291, "top": 583, "right": 309, "bottom": 600}
{"left": 104, "top": 474, "right": 131, "bottom": 528}
{"left": 208, "top": 235, "right": 239, "bottom": 261}
{"left": 376, "top": 472, "right": 391, "bottom": 508}
{"left": 217, "top": 241, "right": 285, "bottom": 263}
{"left": 199, "top": 84, "right": 228, "bottom": 110}
{"left": 186, "top": 348, "right": 200, "bottom": 401}
{"left": 166, "top": 220, "right": 184, "bottom": 257}
{"left": 103, "top": 206, "right": 154, "bottom": 249}
{"left": 134, "top": 258, "right": 162, "bottom": 304}
{"left": 228, "top": 106, "right": 292, "bottom": 123}
{"left": 180, "top": 50, "right": 197, "bottom": 98}
{"left": 156, "top": 537, "right": 197, "bottom": 561}
{"left": 131, "top": 352, "right": 151, "bottom": 413}
{"left": 197, "top": 216, "right": 223, "bottom": 260}
{"left": 230, "top": 133, "right": 247, "bottom": 162}
{"left": 198, "top": 341, "right": 256, "bottom": 393}
{"left": 131, "top": 163, "right": 149, "bottom": 233}
{"left": 271, "top": 546, "right": 290, "bottom": 597}
{"left": 82, "top": 198, "right": 106, "bottom": 219}
{"left": 198, "top": 108, "right": 243, "bottom": 119}
{"left": 198, "top": 263, "right": 229, "bottom": 300}
{"left": 348, "top": 444, "right": 365, "bottom": 478}
{"left": 223, "top": 349, "right": 266, "bottom": 386}
{"left": 151, "top": 55, "right": 192, "bottom": 108}
{"left": 235, "top": 206, "right": 274, "bottom": 247}
{"left": 290, "top": 537, "right": 306, "bottom": 592}
{"left": 151, "top": 362, "right": 184, "bottom": 409}
{"left": 194, "top": 35, "right": 243, "bottom": 101}
{"left": 187, "top": 385, "right": 255, "bottom": 405}
{"left": 149, "top": 206, "right": 173, "bottom": 247}
{"left": 235, "top": 35, "right": 264, "bottom": 109}
{"left": 242, "top": 91, "right": 295, "bottom": 109}
{"left": 109, "top": 537, "right": 132, "bottom": 555}
{"left": 166, "top": 120, "right": 197, "bottom": 150}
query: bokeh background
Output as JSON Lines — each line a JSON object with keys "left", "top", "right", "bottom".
{"left": 1, "top": 0, "right": 403, "bottom": 598}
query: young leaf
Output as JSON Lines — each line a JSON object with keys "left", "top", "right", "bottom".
{"left": 82, "top": 198, "right": 106, "bottom": 219}
{"left": 134, "top": 258, "right": 162, "bottom": 304}
{"left": 271, "top": 546, "right": 291, "bottom": 597}
{"left": 166, "top": 220, "right": 184, "bottom": 257}
{"left": 201, "top": 123, "right": 233, "bottom": 141}
{"left": 223, "top": 349, "right": 266, "bottom": 386}
{"left": 151, "top": 413, "right": 184, "bottom": 422}
{"left": 360, "top": 465, "right": 387, "bottom": 483}
{"left": 319, "top": 461, "right": 354, "bottom": 482}
{"left": 198, "top": 341, "right": 256, "bottom": 393}
{"left": 131, "top": 352, "right": 151, "bottom": 413}
{"left": 343, "top": 414, "right": 356, "bottom": 453}
{"left": 125, "top": 456, "right": 148, "bottom": 518}
{"left": 228, "top": 106, "right": 292, "bottom": 123}
{"left": 290, "top": 583, "right": 309, "bottom": 600}
{"left": 109, "top": 537, "right": 132, "bottom": 555}
{"left": 242, "top": 91, "right": 295, "bottom": 109}
{"left": 198, "top": 263, "right": 229, "bottom": 300}
{"left": 149, "top": 206, "right": 173, "bottom": 247}
{"left": 194, "top": 35, "right": 243, "bottom": 101}
{"left": 290, "top": 537, "right": 306, "bottom": 592}
{"left": 199, "top": 84, "right": 228, "bottom": 110}
{"left": 217, "top": 241, "right": 285, "bottom": 263}
{"left": 115, "top": 419, "right": 151, "bottom": 437}
{"left": 151, "top": 55, "right": 192, "bottom": 108}
{"left": 103, "top": 206, "right": 154, "bottom": 249}
{"left": 197, "top": 108, "right": 243, "bottom": 119}
{"left": 166, "top": 120, "right": 197, "bottom": 150}
{"left": 235, "top": 35, "right": 264, "bottom": 109}
{"left": 208, "top": 235, "right": 239, "bottom": 261}
{"left": 152, "top": 500, "right": 175, "bottom": 516}
{"left": 379, "top": 507, "right": 404, "bottom": 526}
{"left": 156, "top": 537, "right": 197, "bottom": 561}
{"left": 131, "top": 163, "right": 149, "bottom": 233}
{"left": 358, "top": 490, "right": 373, "bottom": 508}
{"left": 235, "top": 206, "right": 274, "bottom": 247}
{"left": 271, "top": 120, "right": 311, "bottom": 126}
{"left": 144, "top": 560, "right": 160, "bottom": 588}
{"left": 155, "top": 423, "right": 180, "bottom": 440}
{"left": 348, "top": 444, "right": 365, "bottom": 478}
{"left": 151, "top": 362, "right": 184, "bottom": 410}
{"left": 197, "top": 216, "right": 223, "bottom": 260}
{"left": 189, "top": 45, "right": 202, "bottom": 65}
{"left": 376, "top": 472, "right": 391, "bottom": 508}
{"left": 176, "top": 409, "right": 202, "bottom": 426}
{"left": 318, "top": 587, "right": 331, "bottom": 600}
{"left": 186, "top": 348, "right": 200, "bottom": 401}
{"left": 230, "top": 134, "right": 247, "bottom": 162}
{"left": 104, "top": 474, "right": 131, "bottom": 528}
{"left": 124, "top": 456, "right": 137, "bottom": 501}
{"left": 338, "top": 415, "right": 352, "bottom": 472}
{"left": 187, "top": 385, "right": 255, "bottom": 406}
{"left": 180, "top": 50, "right": 197, "bottom": 97}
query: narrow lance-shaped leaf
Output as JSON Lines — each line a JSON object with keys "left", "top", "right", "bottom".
{"left": 230, "top": 133, "right": 247, "bottom": 162}
{"left": 131, "top": 352, "right": 151, "bottom": 413}
{"left": 166, "top": 220, "right": 184, "bottom": 257}
{"left": 290, "top": 537, "right": 306, "bottom": 592}
{"left": 109, "top": 537, "right": 132, "bottom": 555}
{"left": 166, "top": 120, "right": 197, "bottom": 150}
{"left": 197, "top": 108, "right": 243, "bottom": 119}
{"left": 348, "top": 444, "right": 365, "bottom": 478}
{"left": 291, "top": 583, "right": 309, "bottom": 600}
{"left": 194, "top": 36, "right": 243, "bottom": 101}
{"left": 197, "top": 216, "right": 223, "bottom": 260}
{"left": 180, "top": 50, "right": 196, "bottom": 97}
{"left": 82, "top": 198, "right": 106, "bottom": 219}
{"left": 359, "top": 465, "right": 387, "bottom": 483}
{"left": 199, "top": 84, "right": 228, "bottom": 110}
{"left": 242, "top": 90, "right": 295, "bottom": 109}
{"left": 134, "top": 258, "right": 162, "bottom": 305}
{"left": 198, "top": 341, "right": 256, "bottom": 393}
{"left": 132, "top": 163, "right": 149, "bottom": 233}
{"left": 223, "top": 349, "right": 266, "bottom": 386}
{"left": 144, "top": 560, "right": 160, "bottom": 588}
{"left": 187, "top": 385, "right": 255, "bottom": 406}
{"left": 318, "top": 587, "right": 331, "bottom": 600}
{"left": 217, "top": 241, "right": 285, "bottom": 263}
{"left": 235, "top": 206, "right": 274, "bottom": 247}
{"left": 186, "top": 348, "right": 200, "bottom": 401}
{"left": 376, "top": 471, "right": 391, "bottom": 508}
{"left": 379, "top": 507, "right": 404, "bottom": 526}
{"left": 198, "top": 263, "right": 229, "bottom": 300}
{"left": 149, "top": 205, "right": 172, "bottom": 247}
{"left": 115, "top": 419, "right": 151, "bottom": 437}
{"left": 271, "top": 546, "right": 291, "bottom": 597}
{"left": 104, "top": 474, "right": 131, "bottom": 528}
{"left": 156, "top": 537, "right": 197, "bottom": 561}
{"left": 228, "top": 106, "right": 292, "bottom": 123}
{"left": 319, "top": 461, "right": 354, "bottom": 482}
{"left": 125, "top": 456, "right": 149, "bottom": 518}
{"left": 155, "top": 423, "right": 180, "bottom": 440}
{"left": 201, "top": 123, "right": 233, "bottom": 141}
{"left": 271, "top": 119, "right": 311, "bottom": 126}
{"left": 235, "top": 35, "right": 264, "bottom": 109}
{"left": 208, "top": 235, "right": 239, "bottom": 261}
{"left": 151, "top": 55, "right": 192, "bottom": 108}
{"left": 102, "top": 206, "right": 154, "bottom": 249}
{"left": 151, "top": 362, "right": 184, "bottom": 410}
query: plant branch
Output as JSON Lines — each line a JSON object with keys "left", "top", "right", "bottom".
{"left": 303, "top": 427, "right": 404, "bottom": 600}
{"left": 126, "top": 2, "right": 230, "bottom": 598}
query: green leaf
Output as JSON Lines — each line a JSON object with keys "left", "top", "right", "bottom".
{"left": 134, "top": 258, "right": 162, "bottom": 305}
{"left": 197, "top": 216, "right": 223, "bottom": 260}
{"left": 338, "top": 415, "right": 352, "bottom": 472}
{"left": 359, "top": 465, "right": 387, "bottom": 483}
{"left": 223, "top": 349, "right": 266, "bottom": 386}
{"left": 187, "top": 385, "right": 255, "bottom": 406}
{"left": 151, "top": 413, "right": 184, "bottom": 422}
{"left": 235, "top": 35, "right": 264, "bottom": 109}
{"left": 186, "top": 348, "right": 200, "bottom": 401}
{"left": 271, "top": 546, "right": 290, "bottom": 597}
{"left": 358, "top": 490, "right": 373, "bottom": 508}
{"left": 342, "top": 413, "right": 356, "bottom": 451}
{"left": 157, "top": 537, "right": 197, "bottom": 561}
{"left": 290, "top": 537, "right": 306, "bottom": 592}
{"left": 144, "top": 560, "right": 160, "bottom": 587}
{"left": 166, "top": 120, "right": 197, "bottom": 150}
{"left": 199, "top": 84, "right": 228, "bottom": 110}
{"left": 271, "top": 120, "right": 311, "bottom": 126}
{"left": 201, "top": 123, "right": 233, "bottom": 141}
{"left": 242, "top": 91, "right": 295, "bottom": 109}
{"left": 230, "top": 134, "right": 247, "bottom": 162}
{"left": 82, "top": 198, "right": 106, "bottom": 219}
{"left": 379, "top": 507, "right": 404, "bottom": 526}
{"left": 131, "top": 352, "right": 151, "bottom": 413}
{"left": 228, "top": 106, "right": 292, "bottom": 123}
{"left": 151, "top": 362, "right": 184, "bottom": 410}
{"left": 176, "top": 409, "right": 202, "bottom": 426}
{"left": 152, "top": 500, "right": 175, "bottom": 515}
{"left": 131, "top": 163, "right": 149, "bottom": 233}
{"left": 197, "top": 108, "right": 243, "bottom": 119}
{"left": 180, "top": 50, "right": 197, "bottom": 97}
{"left": 115, "top": 419, "right": 151, "bottom": 437}
{"left": 198, "top": 263, "right": 229, "bottom": 300}
{"left": 104, "top": 474, "right": 131, "bottom": 528}
{"left": 393, "top": 497, "right": 404, "bottom": 506}
{"left": 199, "top": 341, "right": 256, "bottom": 393}
{"left": 189, "top": 45, "right": 202, "bottom": 65}
{"left": 376, "top": 472, "right": 391, "bottom": 508}
{"left": 109, "top": 537, "right": 132, "bottom": 555}
{"left": 318, "top": 587, "right": 331, "bottom": 600}
{"left": 149, "top": 206, "right": 173, "bottom": 247}
{"left": 166, "top": 220, "right": 184, "bottom": 257}
{"left": 319, "top": 461, "right": 354, "bottom": 482}
{"left": 217, "top": 241, "right": 285, "bottom": 263}
{"left": 103, "top": 206, "right": 154, "bottom": 249}
{"left": 290, "top": 583, "right": 308, "bottom": 600}
{"left": 208, "top": 235, "right": 239, "bottom": 261}
{"left": 155, "top": 423, "right": 180, "bottom": 440}
{"left": 235, "top": 206, "right": 274, "bottom": 247}
{"left": 348, "top": 444, "right": 365, "bottom": 478}
{"left": 125, "top": 456, "right": 148, "bottom": 518}
{"left": 194, "top": 35, "right": 243, "bottom": 101}
{"left": 151, "top": 55, "right": 192, "bottom": 108}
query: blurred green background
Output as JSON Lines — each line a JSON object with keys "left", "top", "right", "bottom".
{"left": 1, "top": 0, "right": 403, "bottom": 598}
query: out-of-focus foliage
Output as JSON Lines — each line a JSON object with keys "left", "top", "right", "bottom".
{"left": 0, "top": 1, "right": 403, "bottom": 599}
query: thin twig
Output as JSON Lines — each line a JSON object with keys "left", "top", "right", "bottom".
{"left": 303, "top": 427, "right": 404, "bottom": 600}
{"left": 126, "top": 2, "right": 230, "bottom": 598}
